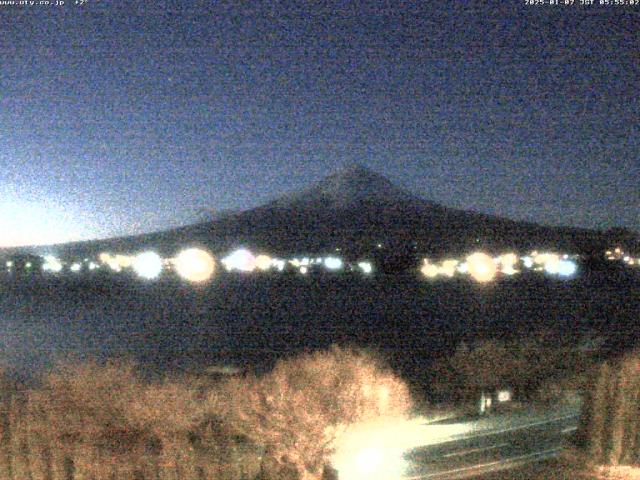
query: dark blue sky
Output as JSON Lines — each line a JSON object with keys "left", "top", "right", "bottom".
{"left": 1, "top": 0, "right": 638, "bottom": 246}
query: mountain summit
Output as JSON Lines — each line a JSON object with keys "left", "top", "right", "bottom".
{"left": 269, "top": 164, "right": 421, "bottom": 210}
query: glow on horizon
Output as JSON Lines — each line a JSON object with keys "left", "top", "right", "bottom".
{"left": 0, "top": 199, "right": 98, "bottom": 248}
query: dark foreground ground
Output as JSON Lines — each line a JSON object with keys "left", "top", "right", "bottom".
{"left": 0, "top": 267, "right": 638, "bottom": 389}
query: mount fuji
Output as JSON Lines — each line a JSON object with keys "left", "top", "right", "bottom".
{"left": 17, "top": 164, "right": 633, "bottom": 260}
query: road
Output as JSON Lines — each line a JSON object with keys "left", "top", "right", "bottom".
{"left": 402, "top": 402, "right": 581, "bottom": 479}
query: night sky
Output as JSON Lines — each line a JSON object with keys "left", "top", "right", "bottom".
{"left": 1, "top": 0, "right": 638, "bottom": 247}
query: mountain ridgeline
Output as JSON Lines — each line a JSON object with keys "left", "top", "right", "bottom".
{"left": 13, "top": 165, "right": 639, "bottom": 263}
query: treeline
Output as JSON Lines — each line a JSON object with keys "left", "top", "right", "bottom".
{"left": 578, "top": 349, "right": 640, "bottom": 467}
{"left": 0, "top": 335, "right": 631, "bottom": 479}
{"left": 0, "top": 347, "right": 413, "bottom": 480}
{"left": 428, "top": 332, "right": 595, "bottom": 403}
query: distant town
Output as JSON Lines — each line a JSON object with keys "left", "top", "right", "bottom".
{"left": 1, "top": 244, "right": 637, "bottom": 284}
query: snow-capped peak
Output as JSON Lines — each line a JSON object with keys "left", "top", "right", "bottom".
{"left": 270, "top": 164, "right": 421, "bottom": 209}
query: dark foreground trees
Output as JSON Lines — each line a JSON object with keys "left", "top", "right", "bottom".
{"left": 0, "top": 346, "right": 413, "bottom": 480}
{"left": 577, "top": 349, "right": 640, "bottom": 467}
{"left": 429, "top": 332, "right": 593, "bottom": 404}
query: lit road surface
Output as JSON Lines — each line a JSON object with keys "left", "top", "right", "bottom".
{"left": 402, "top": 403, "right": 580, "bottom": 479}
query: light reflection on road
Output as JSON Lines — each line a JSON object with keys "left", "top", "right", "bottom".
{"left": 402, "top": 402, "right": 581, "bottom": 480}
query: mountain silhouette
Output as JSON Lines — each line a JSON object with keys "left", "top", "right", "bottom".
{"left": 10, "top": 166, "right": 636, "bottom": 261}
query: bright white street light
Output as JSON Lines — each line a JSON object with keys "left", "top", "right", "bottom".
{"left": 42, "top": 255, "right": 63, "bottom": 273}
{"left": 133, "top": 251, "right": 163, "bottom": 280}
{"left": 221, "top": 249, "right": 256, "bottom": 272}
{"left": 556, "top": 259, "right": 577, "bottom": 277}
{"left": 358, "top": 261, "right": 373, "bottom": 275}
{"left": 324, "top": 257, "right": 343, "bottom": 271}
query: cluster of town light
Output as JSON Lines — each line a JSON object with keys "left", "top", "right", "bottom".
{"left": 420, "top": 250, "right": 580, "bottom": 283}
{"left": 219, "top": 249, "right": 370, "bottom": 276}
{"left": 98, "top": 249, "right": 217, "bottom": 283}
{"left": 606, "top": 247, "right": 639, "bottom": 267}
{"left": 8, "top": 247, "right": 372, "bottom": 283}
{"left": 5, "top": 245, "right": 638, "bottom": 284}
{"left": 8, "top": 249, "right": 217, "bottom": 284}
